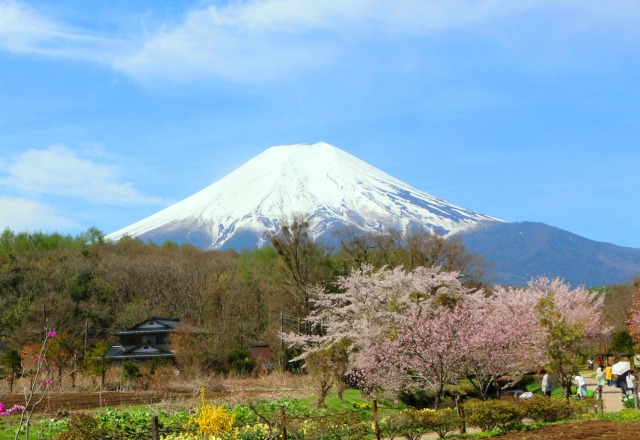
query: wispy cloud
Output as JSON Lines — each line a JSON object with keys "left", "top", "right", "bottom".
{"left": 0, "top": 144, "right": 167, "bottom": 206}
{"left": 0, "top": 196, "right": 78, "bottom": 232}
{"left": 1, "top": 0, "right": 638, "bottom": 83}
{"left": 0, "top": 0, "right": 117, "bottom": 61}
{"left": 113, "top": 0, "right": 533, "bottom": 83}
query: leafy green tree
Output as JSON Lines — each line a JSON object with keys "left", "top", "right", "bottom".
{"left": 610, "top": 330, "right": 635, "bottom": 356}
{"left": 86, "top": 341, "right": 111, "bottom": 389}
{"left": 1, "top": 348, "right": 23, "bottom": 393}
{"left": 304, "top": 342, "right": 350, "bottom": 407}
{"left": 46, "top": 331, "right": 84, "bottom": 387}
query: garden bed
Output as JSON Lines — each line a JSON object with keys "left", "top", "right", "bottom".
{"left": 490, "top": 420, "right": 640, "bottom": 439}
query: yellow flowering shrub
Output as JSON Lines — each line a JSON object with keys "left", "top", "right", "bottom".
{"left": 188, "top": 386, "right": 237, "bottom": 438}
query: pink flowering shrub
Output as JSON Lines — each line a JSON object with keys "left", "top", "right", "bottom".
{"left": 0, "top": 402, "right": 26, "bottom": 416}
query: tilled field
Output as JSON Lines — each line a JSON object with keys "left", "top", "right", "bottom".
{"left": 485, "top": 420, "right": 640, "bottom": 439}
{"left": 0, "top": 391, "right": 195, "bottom": 412}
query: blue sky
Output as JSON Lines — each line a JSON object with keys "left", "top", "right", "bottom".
{"left": 1, "top": 0, "right": 639, "bottom": 247}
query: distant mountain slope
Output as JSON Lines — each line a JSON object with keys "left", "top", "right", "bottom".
{"left": 106, "top": 142, "right": 640, "bottom": 287}
{"left": 458, "top": 222, "right": 640, "bottom": 287}
{"left": 107, "top": 142, "right": 502, "bottom": 249}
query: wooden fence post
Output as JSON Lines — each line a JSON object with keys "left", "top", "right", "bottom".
{"left": 597, "top": 385, "right": 602, "bottom": 400}
{"left": 455, "top": 396, "right": 466, "bottom": 434}
{"left": 151, "top": 415, "right": 159, "bottom": 440}
{"left": 280, "top": 404, "right": 287, "bottom": 440}
{"left": 373, "top": 399, "right": 382, "bottom": 440}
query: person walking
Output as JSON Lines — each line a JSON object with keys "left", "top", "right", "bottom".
{"left": 596, "top": 366, "right": 606, "bottom": 398}
{"left": 539, "top": 368, "right": 554, "bottom": 397}
{"left": 605, "top": 364, "right": 613, "bottom": 386}
{"left": 626, "top": 369, "right": 637, "bottom": 400}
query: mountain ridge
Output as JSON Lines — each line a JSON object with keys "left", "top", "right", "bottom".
{"left": 107, "top": 142, "right": 502, "bottom": 249}
{"left": 106, "top": 142, "right": 640, "bottom": 287}
{"left": 458, "top": 221, "right": 640, "bottom": 287}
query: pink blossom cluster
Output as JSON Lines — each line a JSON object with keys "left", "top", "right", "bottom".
{"left": 38, "top": 379, "right": 54, "bottom": 388}
{"left": 0, "top": 402, "right": 26, "bottom": 417}
{"left": 286, "top": 265, "right": 611, "bottom": 402}
{"left": 628, "top": 284, "right": 640, "bottom": 344}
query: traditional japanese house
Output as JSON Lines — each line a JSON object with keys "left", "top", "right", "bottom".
{"left": 106, "top": 317, "right": 202, "bottom": 361}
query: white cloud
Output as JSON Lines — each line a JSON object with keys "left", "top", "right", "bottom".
{"left": 0, "top": 0, "right": 117, "bottom": 61}
{"left": 113, "top": 0, "right": 640, "bottom": 83}
{"left": 1, "top": 0, "right": 638, "bottom": 83}
{"left": 0, "top": 144, "right": 166, "bottom": 206}
{"left": 0, "top": 196, "right": 78, "bottom": 232}
{"left": 113, "top": 0, "right": 526, "bottom": 82}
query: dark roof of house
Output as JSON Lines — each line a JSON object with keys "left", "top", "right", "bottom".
{"left": 114, "top": 316, "right": 207, "bottom": 336}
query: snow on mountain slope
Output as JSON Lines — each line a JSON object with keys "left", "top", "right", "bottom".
{"left": 106, "top": 142, "right": 503, "bottom": 249}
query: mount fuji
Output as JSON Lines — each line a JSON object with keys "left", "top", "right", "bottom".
{"left": 107, "top": 142, "right": 502, "bottom": 249}
{"left": 107, "top": 142, "right": 640, "bottom": 286}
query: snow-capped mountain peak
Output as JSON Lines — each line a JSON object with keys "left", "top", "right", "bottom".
{"left": 106, "top": 142, "right": 503, "bottom": 249}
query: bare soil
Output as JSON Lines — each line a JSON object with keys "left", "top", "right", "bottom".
{"left": 488, "top": 420, "right": 640, "bottom": 439}
{"left": 0, "top": 391, "right": 194, "bottom": 412}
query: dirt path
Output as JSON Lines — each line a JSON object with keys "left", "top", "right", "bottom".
{"left": 583, "top": 370, "right": 625, "bottom": 412}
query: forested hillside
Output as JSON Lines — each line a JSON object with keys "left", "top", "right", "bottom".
{"left": 0, "top": 222, "right": 631, "bottom": 375}
{"left": 0, "top": 222, "right": 484, "bottom": 371}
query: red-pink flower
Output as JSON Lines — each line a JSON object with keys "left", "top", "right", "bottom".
{"left": 47, "top": 330, "right": 57, "bottom": 338}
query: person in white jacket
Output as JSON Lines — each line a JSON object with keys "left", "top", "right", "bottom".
{"left": 539, "top": 368, "right": 554, "bottom": 397}
{"left": 626, "top": 369, "right": 637, "bottom": 399}
{"left": 574, "top": 374, "right": 588, "bottom": 398}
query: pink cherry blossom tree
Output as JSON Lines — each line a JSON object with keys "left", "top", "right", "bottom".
{"left": 527, "top": 277, "right": 611, "bottom": 398}
{"left": 461, "top": 285, "right": 543, "bottom": 399}
{"left": 360, "top": 301, "right": 480, "bottom": 403}
{"left": 284, "top": 264, "right": 474, "bottom": 362}
{"left": 283, "top": 264, "right": 479, "bottom": 402}
{"left": 286, "top": 265, "right": 610, "bottom": 404}
{"left": 627, "top": 279, "right": 640, "bottom": 345}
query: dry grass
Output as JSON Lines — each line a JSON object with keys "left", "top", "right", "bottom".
{"left": 0, "top": 365, "right": 315, "bottom": 412}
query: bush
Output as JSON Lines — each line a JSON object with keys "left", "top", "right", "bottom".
{"left": 227, "top": 348, "right": 254, "bottom": 376}
{"left": 417, "top": 408, "right": 460, "bottom": 439}
{"left": 623, "top": 395, "right": 639, "bottom": 409}
{"left": 188, "top": 386, "right": 236, "bottom": 437}
{"left": 380, "top": 411, "right": 423, "bottom": 440}
{"left": 121, "top": 361, "right": 142, "bottom": 381}
{"left": 56, "top": 413, "right": 108, "bottom": 440}
{"left": 379, "top": 408, "right": 459, "bottom": 440}
{"left": 568, "top": 398, "right": 599, "bottom": 417}
{"left": 520, "top": 397, "right": 572, "bottom": 422}
{"left": 289, "top": 412, "right": 370, "bottom": 439}
{"left": 464, "top": 399, "right": 524, "bottom": 432}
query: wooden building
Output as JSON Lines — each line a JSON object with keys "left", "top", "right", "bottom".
{"left": 106, "top": 317, "right": 202, "bottom": 361}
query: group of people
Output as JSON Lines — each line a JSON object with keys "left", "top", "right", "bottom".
{"left": 535, "top": 362, "right": 637, "bottom": 400}
{"left": 595, "top": 363, "right": 638, "bottom": 400}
